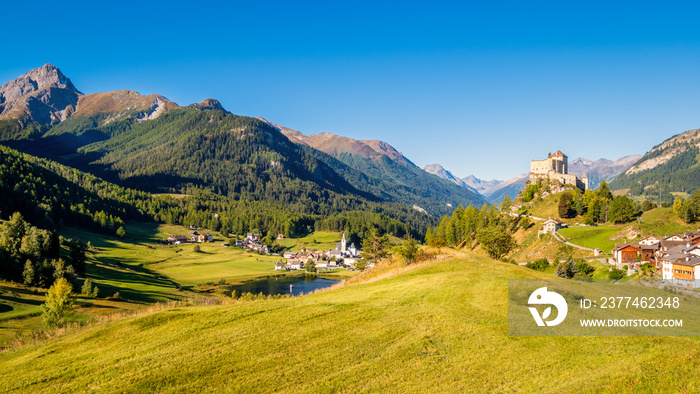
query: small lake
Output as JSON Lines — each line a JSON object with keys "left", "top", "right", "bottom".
{"left": 231, "top": 275, "right": 341, "bottom": 296}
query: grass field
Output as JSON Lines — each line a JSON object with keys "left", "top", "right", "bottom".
{"left": 274, "top": 231, "right": 342, "bottom": 252}
{"left": 558, "top": 224, "right": 623, "bottom": 252}
{"left": 628, "top": 207, "right": 695, "bottom": 237}
{"left": 526, "top": 193, "right": 583, "bottom": 225}
{"left": 148, "top": 243, "right": 283, "bottom": 286}
{"left": 62, "top": 222, "right": 290, "bottom": 295}
{"left": 556, "top": 208, "right": 695, "bottom": 253}
{"left": 1, "top": 251, "right": 699, "bottom": 392}
{"left": 0, "top": 222, "right": 308, "bottom": 346}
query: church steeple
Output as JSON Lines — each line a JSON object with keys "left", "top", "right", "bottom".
{"left": 341, "top": 233, "right": 347, "bottom": 253}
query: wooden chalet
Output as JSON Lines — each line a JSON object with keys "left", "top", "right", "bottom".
{"left": 167, "top": 235, "right": 189, "bottom": 244}
{"left": 613, "top": 243, "right": 642, "bottom": 265}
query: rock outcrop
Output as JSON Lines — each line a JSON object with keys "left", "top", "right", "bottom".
{"left": 0, "top": 64, "right": 82, "bottom": 125}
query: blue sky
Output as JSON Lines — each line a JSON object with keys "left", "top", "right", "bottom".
{"left": 4, "top": 1, "right": 700, "bottom": 180}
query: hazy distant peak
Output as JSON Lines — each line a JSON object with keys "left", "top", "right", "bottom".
{"left": 568, "top": 154, "right": 641, "bottom": 189}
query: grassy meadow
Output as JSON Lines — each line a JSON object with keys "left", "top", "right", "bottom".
{"left": 274, "top": 230, "right": 342, "bottom": 252}
{"left": 0, "top": 223, "right": 333, "bottom": 346}
{"left": 558, "top": 224, "right": 623, "bottom": 252}
{"left": 557, "top": 207, "right": 695, "bottom": 253}
{"left": 1, "top": 251, "right": 699, "bottom": 392}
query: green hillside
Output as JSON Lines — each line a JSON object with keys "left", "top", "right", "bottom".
{"left": 271, "top": 121, "right": 486, "bottom": 216}
{"left": 1, "top": 253, "right": 698, "bottom": 392}
{"left": 2, "top": 108, "right": 436, "bottom": 236}
{"left": 610, "top": 129, "right": 700, "bottom": 199}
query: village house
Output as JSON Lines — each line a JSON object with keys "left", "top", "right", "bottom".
{"left": 316, "top": 260, "right": 328, "bottom": 270}
{"left": 612, "top": 231, "right": 700, "bottom": 288}
{"left": 277, "top": 234, "right": 285, "bottom": 239}
{"left": 167, "top": 235, "right": 189, "bottom": 244}
{"left": 287, "top": 259, "right": 303, "bottom": 270}
{"left": 612, "top": 243, "right": 642, "bottom": 267}
{"left": 661, "top": 253, "right": 700, "bottom": 288}
{"left": 275, "top": 262, "right": 287, "bottom": 271}
{"left": 249, "top": 243, "right": 269, "bottom": 254}
{"left": 543, "top": 218, "right": 564, "bottom": 234}
{"left": 196, "top": 233, "right": 213, "bottom": 243}
{"left": 283, "top": 251, "right": 296, "bottom": 259}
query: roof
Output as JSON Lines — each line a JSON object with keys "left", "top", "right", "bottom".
{"left": 543, "top": 218, "right": 562, "bottom": 225}
{"left": 551, "top": 150, "right": 567, "bottom": 158}
{"left": 613, "top": 243, "right": 640, "bottom": 251}
{"left": 673, "top": 256, "right": 700, "bottom": 267}
{"left": 660, "top": 240, "right": 687, "bottom": 249}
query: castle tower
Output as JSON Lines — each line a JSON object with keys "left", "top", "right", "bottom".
{"left": 341, "top": 233, "right": 347, "bottom": 253}
{"left": 550, "top": 150, "right": 568, "bottom": 174}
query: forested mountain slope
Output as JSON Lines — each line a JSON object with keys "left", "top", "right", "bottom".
{"left": 611, "top": 128, "right": 700, "bottom": 201}
{"left": 264, "top": 120, "right": 486, "bottom": 216}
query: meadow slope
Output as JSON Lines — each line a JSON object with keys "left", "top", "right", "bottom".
{"left": 1, "top": 253, "right": 699, "bottom": 392}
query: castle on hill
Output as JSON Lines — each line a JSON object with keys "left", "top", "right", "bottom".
{"left": 529, "top": 150, "right": 588, "bottom": 190}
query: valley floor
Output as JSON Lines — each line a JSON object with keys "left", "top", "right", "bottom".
{"left": 0, "top": 223, "right": 351, "bottom": 347}
{"left": 1, "top": 251, "right": 699, "bottom": 392}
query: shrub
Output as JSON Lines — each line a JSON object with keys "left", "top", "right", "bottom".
{"left": 526, "top": 258, "right": 549, "bottom": 271}
{"left": 519, "top": 217, "right": 534, "bottom": 230}
{"left": 41, "top": 277, "right": 75, "bottom": 329}
{"left": 81, "top": 278, "right": 99, "bottom": 297}
{"left": 609, "top": 267, "right": 626, "bottom": 280}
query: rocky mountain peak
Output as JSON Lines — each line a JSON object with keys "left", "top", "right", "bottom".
{"left": 194, "top": 98, "right": 227, "bottom": 112}
{"left": 0, "top": 63, "right": 82, "bottom": 124}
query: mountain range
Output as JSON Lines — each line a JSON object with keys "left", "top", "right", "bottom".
{"left": 423, "top": 153, "right": 642, "bottom": 203}
{"left": 3, "top": 63, "right": 699, "bottom": 223}
{"left": 421, "top": 163, "right": 528, "bottom": 203}
{"left": 0, "top": 64, "right": 484, "bottom": 225}
{"left": 610, "top": 128, "right": 700, "bottom": 201}
{"left": 260, "top": 119, "right": 485, "bottom": 216}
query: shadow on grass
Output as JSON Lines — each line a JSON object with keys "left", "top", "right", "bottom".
{"left": 0, "top": 295, "right": 43, "bottom": 306}
{"left": 87, "top": 257, "right": 185, "bottom": 303}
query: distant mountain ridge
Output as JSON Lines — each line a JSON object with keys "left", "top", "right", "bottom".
{"left": 610, "top": 128, "right": 700, "bottom": 199}
{"left": 425, "top": 154, "right": 640, "bottom": 203}
{"left": 461, "top": 174, "right": 504, "bottom": 196}
{"left": 71, "top": 90, "right": 180, "bottom": 125}
{"left": 420, "top": 164, "right": 477, "bottom": 192}
{"left": 265, "top": 119, "right": 410, "bottom": 165}
{"left": 261, "top": 119, "right": 485, "bottom": 216}
{"left": 568, "top": 155, "right": 641, "bottom": 190}
{"left": 422, "top": 163, "right": 527, "bottom": 203}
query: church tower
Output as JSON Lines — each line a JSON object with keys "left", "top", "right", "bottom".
{"left": 341, "top": 233, "right": 347, "bottom": 253}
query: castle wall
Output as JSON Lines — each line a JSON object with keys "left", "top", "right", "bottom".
{"left": 530, "top": 158, "right": 554, "bottom": 174}
{"left": 529, "top": 152, "right": 585, "bottom": 190}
